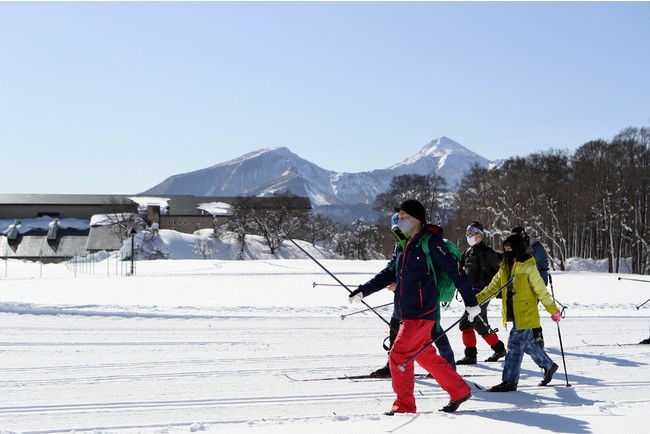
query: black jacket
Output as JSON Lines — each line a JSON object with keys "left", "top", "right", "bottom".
{"left": 461, "top": 242, "right": 501, "bottom": 290}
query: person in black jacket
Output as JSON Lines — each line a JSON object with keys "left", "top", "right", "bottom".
{"left": 456, "top": 220, "right": 507, "bottom": 364}
{"left": 349, "top": 200, "right": 480, "bottom": 414}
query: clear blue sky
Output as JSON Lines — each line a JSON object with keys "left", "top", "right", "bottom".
{"left": 1, "top": 1, "right": 648, "bottom": 195}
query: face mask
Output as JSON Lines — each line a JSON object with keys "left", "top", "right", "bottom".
{"left": 466, "top": 235, "right": 478, "bottom": 246}
{"left": 397, "top": 218, "right": 417, "bottom": 233}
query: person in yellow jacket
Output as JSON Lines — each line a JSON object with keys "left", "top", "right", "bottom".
{"left": 476, "top": 234, "right": 562, "bottom": 392}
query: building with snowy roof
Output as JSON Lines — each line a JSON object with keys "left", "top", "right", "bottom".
{"left": 0, "top": 194, "right": 311, "bottom": 262}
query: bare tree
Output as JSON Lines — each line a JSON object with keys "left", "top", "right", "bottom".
{"left": 103, "top": 197, "right": 143, "bottom": 245}
{"left": 333, "top": 218, "right": 382, "bottom": 260}
{"left": 250, "top": 190, "right": 306, "bottom": 255}
{"left": 304, "top": 212, "right": 339, "bottom": 250}
{"left": 572, "top": 139, "right": 619, "bottom": 271}
{"left": 229, "top": 196, "right": 256, "bottom": 260}
{"left": 450, "top": 163, "right": 510, "bottom": 248}
{"left": 612, "top": 127, "right": 650, "bottom": 273}
{"left": 374, "top": 173, "right": 448, "bottom": 224}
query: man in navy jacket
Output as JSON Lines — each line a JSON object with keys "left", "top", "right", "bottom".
{"left": 349, "top": 199, "right": 480, "bottom": 414}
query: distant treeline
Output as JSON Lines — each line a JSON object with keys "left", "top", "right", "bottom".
{"left": 237, "top": 125, "right": 649, "bottom": 275}
{"left": 449, "top": 126, "right": 649, "bottom": 274}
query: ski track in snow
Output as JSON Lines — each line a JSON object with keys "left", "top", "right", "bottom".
{"left": 1, "top": 312, "right": 649, "bottom": 433}
{"left": 0, "top": 303, "right": 358, "bottom": 323}
{"left": 1, "top": 262, "right": 649, "bottom": 433}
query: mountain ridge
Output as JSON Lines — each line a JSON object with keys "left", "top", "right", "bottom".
{"left": 142, "top": 136, "right": 491, "bottom": 222}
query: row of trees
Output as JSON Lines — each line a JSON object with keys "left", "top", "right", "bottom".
{"left": 299, "top": 126, "right": 649, "bottom": 274}
{"left": 227, "top": 194, "right": 385, "bottom": 260}
{"left": 450, "top": 126, "right": 649, "bottom": 274}
{"left": 226, "top": 192, "right": 304, "bottom": 259}
{"left": 195, "top": 126, "right": 648, "bottom": 275}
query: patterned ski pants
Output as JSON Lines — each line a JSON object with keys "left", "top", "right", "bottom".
{"left": 502, "top": 327, "right": 555, "bottom": 384}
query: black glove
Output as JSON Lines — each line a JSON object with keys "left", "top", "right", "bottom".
{"left": 349, "top": 287, "right": 364, "bottom": 304}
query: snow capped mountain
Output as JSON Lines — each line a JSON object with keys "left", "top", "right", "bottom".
{"left": 144, "top": 147, "right": 336, "bottom": 203}
{"left": 142, "top": 137, "right": 490, "bottom": 222}
{"left": 385, "top": 136, "right": 489, "bottom": 187}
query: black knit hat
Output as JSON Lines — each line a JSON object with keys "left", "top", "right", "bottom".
{"left": 394, "top": 199, "right": 427, "bottom": 225}
{"left": 505, "top": 233, "right": 526, "bottom": 260}
{"left": 511, "top": 226, "right": 526, "bottom": 235}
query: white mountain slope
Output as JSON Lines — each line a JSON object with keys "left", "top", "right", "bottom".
{"left": 388, "top": 136, "right": 490, "bottom": 184}
{"left": 144, "top": 137, "right": 489, "bottom": 210}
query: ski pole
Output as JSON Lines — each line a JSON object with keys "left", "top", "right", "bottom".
{"left": 617, "top": 277, "right": 650, "bottom": 309}
{"left": 618, "top": 276, "right": 650, "bottom": 284}
{"left": 636, "top": 297, "right": 650, "bottom": 310}
{"left": 314, "top": 281, "right": 392, "bottom": 318}
{"left": 284, "top": 234, "right": 390, "bottom": 327}
{"left": 548, "top": 274, "right": 571, "bottom": 387}
{"left": 313, "top": 282, "right": 357, "bottom": 288}
{"left": 341, "top": 302, "right": 393, "bottom": 320}
{"left": 398, "top": 276, "right": 513, "bottom": 372}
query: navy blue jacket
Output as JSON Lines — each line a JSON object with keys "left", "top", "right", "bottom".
{"left": 358, "top": 224, "right": 478, "bottom": 321}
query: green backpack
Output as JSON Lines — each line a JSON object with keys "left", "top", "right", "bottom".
{"left": 416, "top": 233, "right": 462, "bottom": 308}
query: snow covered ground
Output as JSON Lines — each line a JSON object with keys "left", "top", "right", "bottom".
{"left": 1, "top": 251, "right": 649, "bottom": 433}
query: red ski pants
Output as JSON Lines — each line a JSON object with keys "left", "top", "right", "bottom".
{"left": 389, "top": 319, "right": 470, "bottom": 413}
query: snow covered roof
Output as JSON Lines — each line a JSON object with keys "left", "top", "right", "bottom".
{"left": 89, "top": 214, "right": 133, "bottom": 227}
{"left": 128, "top": 196, "right": 171, "bottom": 215}
{"left": 1, "top": 216, "right": 90, "bottom": 235}
{"left": 197, "top": 202, "right": 232, "bottom": 216}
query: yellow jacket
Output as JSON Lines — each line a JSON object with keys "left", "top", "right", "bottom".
{"left": 476, "top": 256, "right": 558, "bottom": 329}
